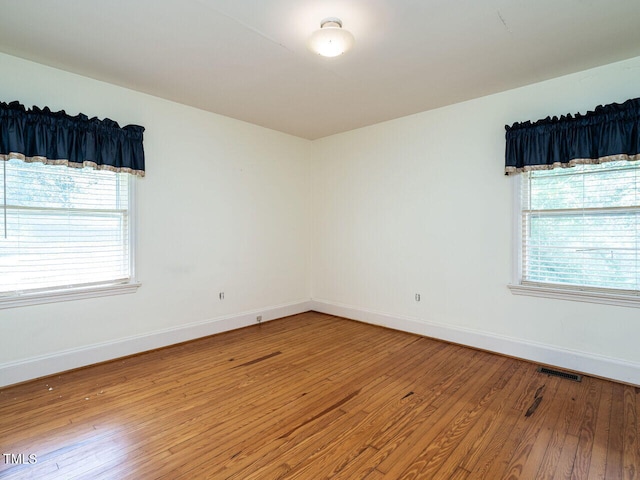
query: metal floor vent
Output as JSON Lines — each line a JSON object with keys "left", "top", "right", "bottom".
{"left": 537, "top": 366, "right": 582, "bottom": 382}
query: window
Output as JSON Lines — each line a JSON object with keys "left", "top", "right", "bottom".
{"left": 512, "top": 160, "right": 640, "bottom": 305}
{"left": 505, "top": 97, "right": 639, "bottom": 306}
{"left": 0, "top": 159, "right": 138, "bottom": 307}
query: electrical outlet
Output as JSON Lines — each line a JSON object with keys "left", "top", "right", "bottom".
{"left": 415, "top": 293, "right": 421, "bottom": 302}
{"left": 256, "top": 315, "right": 262, "bottom": 323}
{"left": 219, "top": 292, "right": 224, "bottom": 300}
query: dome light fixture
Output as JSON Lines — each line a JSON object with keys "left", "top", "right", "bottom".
{"left": 307, "top": 17, "right": 355, "bottom": 57}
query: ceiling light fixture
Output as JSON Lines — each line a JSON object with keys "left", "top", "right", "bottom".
{"left": 307, "top": 17, "right": 355, "bottom": 57}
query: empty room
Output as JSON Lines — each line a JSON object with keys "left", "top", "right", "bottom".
{"left": 1, "top": 1, "right": 639, "bottom": 478}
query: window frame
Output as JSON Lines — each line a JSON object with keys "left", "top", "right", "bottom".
{"left": 0, "top": 166, "right": 140, "bottom": 310}
{"left": 508, "top": 172, "right": 640, "bottom": 308}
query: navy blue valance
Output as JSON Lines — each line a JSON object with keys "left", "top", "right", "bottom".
{"left": 0, "top": 101, "right": 145, "bottom": 177}
{"left": 504, "top": 97, "right": 640, "bottom": 175}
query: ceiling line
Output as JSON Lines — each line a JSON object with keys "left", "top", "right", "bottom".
{"left": 192, "top": 0, "right": 294, "bottom": 53}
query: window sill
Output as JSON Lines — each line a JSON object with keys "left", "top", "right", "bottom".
{"left": 508, "top": 283, "right": 640, "bottom": 309}
{"left": 0, "top": 282, "right": 141, "bottom": 310}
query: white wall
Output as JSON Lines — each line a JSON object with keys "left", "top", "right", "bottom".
{"left": 0, "top": 53, "right": 312, "bottom": 386}
{"left": 311, "top": 55, "right": 640, "bottom": 385}
{"left": 2, "top": 51, "right": 640, "bottom": 387}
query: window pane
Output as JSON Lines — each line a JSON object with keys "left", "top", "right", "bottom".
{"left": 4, "top": 159, "right": 127, "bottom": 210}
{"left": 0, "top": 160, "right": 130, "bottom": 294}
{"left": 522, "top": 161, "right": 640, "bottom": 292}
{"left": 529, "top": 163, "right": 639, "bottom": 210}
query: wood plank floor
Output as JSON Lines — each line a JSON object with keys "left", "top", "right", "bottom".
{"left": 1, "top": 312, "right": 638, "bottom": 479}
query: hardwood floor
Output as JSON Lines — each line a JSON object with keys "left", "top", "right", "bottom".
{"left": 0, "top": 312, "right": 638, "bottom": 479}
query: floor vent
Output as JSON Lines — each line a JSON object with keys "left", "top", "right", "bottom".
{"left": 537, "top": 367, "right": 582, "bottom": 382}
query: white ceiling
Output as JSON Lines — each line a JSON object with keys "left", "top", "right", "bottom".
{"left": 1, "top": 0, "right": 640, "bottom": 140}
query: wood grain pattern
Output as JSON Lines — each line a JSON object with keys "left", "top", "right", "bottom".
{"left": 623, "top": 386, "right": 639, "bottom": 479}
{"left": 607, "top": 383, "right": 627, "bottom": 480}
{"left": 0, "top": 312, "right": 638, "bottom": 479}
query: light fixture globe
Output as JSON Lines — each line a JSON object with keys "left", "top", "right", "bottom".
{"left": 307, "top": 17, "right": 355, "bottom": 57}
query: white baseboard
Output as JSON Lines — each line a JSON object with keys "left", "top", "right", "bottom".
{"left": 4, "top": 298, "right": 638, "bottom": 388}
{"left": 0, "top": 300, "right": 312, "bottom": 388}
{"left": 310, "top": 299, "right": 640, "bottom": 386}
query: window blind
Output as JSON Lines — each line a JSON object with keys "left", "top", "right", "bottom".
{"left": 0, "top": 159, "right": 131, "bottom": 294}
{"left": 521, "top": 160, "right": 640, "bottom": 293}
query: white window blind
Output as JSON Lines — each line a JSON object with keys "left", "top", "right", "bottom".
{"left": 0, "top": 159, "right": 132, "bottom": 295}
{"left": 521, "top": 160, "right": 640, "bottom": 293}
